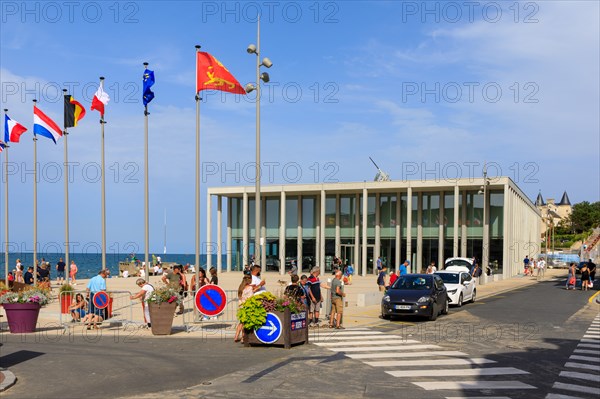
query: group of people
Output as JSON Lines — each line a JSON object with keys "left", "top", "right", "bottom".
{"left": 566, "top": 260, "right": 597, "bottom": 291}
{"left": 69, "top": 269, "right": 110, "bottom": 329}
{"left": 234, "top": 264, "right": 347, "bottom": 342}
{"left": 7, "top": 258, "right": 78, "bottom": 287}
{"left": 523, "top": 255, "right": 546, "bottom": 278}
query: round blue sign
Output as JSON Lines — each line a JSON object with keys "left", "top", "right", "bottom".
{"left": 93, "top": 291, "right": 109, "bottom": 309}
{"left": 254, "top": 312, "right": 282, "bottom": 344}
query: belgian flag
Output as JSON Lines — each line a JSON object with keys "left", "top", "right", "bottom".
{"left": 64, "top": 94, "right": 86, "bottom": 128}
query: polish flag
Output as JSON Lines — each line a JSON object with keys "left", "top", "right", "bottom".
{"left": 91, "top": 80, "right": 110, "bottom": 117}
{"left": 4, "top": 114, "right": 28, "bottom": 143}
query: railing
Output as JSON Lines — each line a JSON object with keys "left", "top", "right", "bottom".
{"left": 58, "top": 290, "right": 134, "bottom": 330}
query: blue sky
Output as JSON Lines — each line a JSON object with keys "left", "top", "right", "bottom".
{"left": 1, "top": 1, "right": 598, "bottom": 254}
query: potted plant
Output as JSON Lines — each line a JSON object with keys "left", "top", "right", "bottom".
{"left": 146, "top": 285, "right": 181, "bottom": 335}
{"left": 238, "top": 292, "right": 308, "bottom": 348}
{"left": 58, "top": 283, "right": 75, "bottom": 314}
{"left": 0, "top": 286, "right": 51, "bottom": 333}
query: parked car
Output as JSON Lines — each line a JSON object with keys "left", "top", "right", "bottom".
{"left": 435, "top": 269, "right": 476, "bottom": 307}
{"left": 381, "top": 274, "right": 449, "bottom": 321}
{"left": 445, "top": 257, "right": 492, "bottom": 276}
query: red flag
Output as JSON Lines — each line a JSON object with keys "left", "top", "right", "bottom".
{"left": 196, "top": 52, "right": 246, "bottom": 95}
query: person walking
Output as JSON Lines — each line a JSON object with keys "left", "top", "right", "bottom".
{"left": 130, "top": 278, "right": 154, "bottom": 328}
{"left": 523, "top": 255, "right": 530, "bottom": 275}
{"left": 588, "top": 259, "right": 596, "bottom": 287}
{"left": 536, "top": 257, "right": 546, "bottom": 280}
{"left": 56, "top": 258, "right": 66, "bottom": 284}
{"left": 209, "top": 267, "right": 219, "bottom": 285}
{"left": 307, "top": 267, "right": 323, "bottom": 327}
{"left": 399, "top": 260, "right": 409, "bottom": 276}
{"left": 69, "top": 260, "right": 78, "bottom": 285}
{"left": 566, "top": 262, "right": 576, "bottom": 290}
{"left": 377, "top": 266, "right": 387, "bottom": 292}
{"left": 581, "top": 264, "right": 590, "bottom": 291}
{"left": 376, "top": 256, "right": 383, "bottom": 275}
{"left": 329, "top": 270, "right": 346, "bottom": 329}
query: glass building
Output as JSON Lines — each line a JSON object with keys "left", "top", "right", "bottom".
{"left": 205, "top": 177, "right": 540, "bottom": 281}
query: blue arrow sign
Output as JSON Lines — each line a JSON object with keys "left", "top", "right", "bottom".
{"left": 254, "top": 312, "right": 282, "bottom": 344}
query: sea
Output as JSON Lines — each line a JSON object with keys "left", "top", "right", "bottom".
{"left": 0, "top": 253, "right": 229, "bottom": 280}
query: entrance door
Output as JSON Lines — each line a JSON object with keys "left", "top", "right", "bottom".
{"left": 341, "top": 244, "right": 354, "bottom": 267}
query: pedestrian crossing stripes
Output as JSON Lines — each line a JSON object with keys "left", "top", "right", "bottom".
{"left": 315, "top": 327, "right": 535, "bottom": 394}
{"left": 546, "top": 314, "right": 600, "bottom": 399}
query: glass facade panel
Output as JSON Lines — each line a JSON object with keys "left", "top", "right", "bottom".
{"left": 421, "top": 238, "right": 439, "bottom": 272}
{"left": 422, "top": 193, "right": 440, "bottom": 238}
{"left": 411, "top": 194, "right": 418, "bottom": 236}
{"left": 340, "top": 195, "right": 355, "bottom": 238}
{"left": 466, "top": 191, "right": 484, "bottom": 238}
{"left": 490, "top": 191, "right": 504, "bottom": 238}
{"left": 265, "top": 198, "right": 279, "bottom": 238}
{"left": 286, "top": 197, "right": 298, "bottom": 238}
{"left": 443, "top": 192, "right": 455, "bottom": 238}
{"left": 401, "top": 194, "right": 408, "bottom": 237}
{"left": 380, "top": 194, "right": 397, "bottom": 238}
{"left": 248, "top": 198, "right": 256, "bottom": 241}
{"left": 325, "top": 196, "right": 336, "bottom": 238}
{"left": 231, "top": 198, "right": 242, "bottom": 238}
{"left": 302, "top": 197, "right": 317, "bottom": 239}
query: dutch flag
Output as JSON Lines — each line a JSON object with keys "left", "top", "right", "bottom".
{"left": 34, "top": 105, "right": 62, "bottom": 144}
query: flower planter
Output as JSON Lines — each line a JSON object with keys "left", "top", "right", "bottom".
{"left": 60, "top": 293, "right": 73, "bottom": 314}
{"left": 244, "top": 309, "right": 308, "bottom": 349}
{"left": 148, "top": 302, "right": 177, "bottom": 335}
{"left": 3, "top": 302, "right": 41, "bottom": 333}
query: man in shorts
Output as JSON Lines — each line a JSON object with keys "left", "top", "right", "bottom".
{"left": 56, "top": 258, "right": 66, "bottom": 284}
{"left": 329, "top": 270, "right": 346, "bottom": 329}
{"left": 307, "top": 267, "right": 322, "bottom": 327}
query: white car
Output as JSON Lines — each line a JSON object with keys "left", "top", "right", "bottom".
{"left": 445, "top": 257, "right": 492, "bottom": 276}
{"left": 435, "top": 269, "right": 476, "bottom": 307}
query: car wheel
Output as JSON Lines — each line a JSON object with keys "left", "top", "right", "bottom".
{"left": 381, "top": 312, "right": 391, "bottom": 320}
{"left": 428, "top": 306, "right": 438, "bottom": 321}
{"left": 442, "top": 299, "right": 449, "bottom": 315}
{"left": 470, "top": 289, "right": 476, "bottom": 303}
{"left": 457, "top": 293, "right": 463, "bottom": 307}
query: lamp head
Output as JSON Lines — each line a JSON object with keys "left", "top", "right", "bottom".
{"left": 260, "top": 72, "right": 270, "bottom": 83}
{"left": 245, "top": 83, "right": 256, "bottom": 93}
{"left": 247, "top": 44, "right": 257, "bottom": 54}
{"left": 261, "top": 57, "right": 273, "bottom": 68}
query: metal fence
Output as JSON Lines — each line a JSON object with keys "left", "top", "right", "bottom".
{"left": 58, "top": 290, "right": 134, "bottom": 331}
{"left": 180, "top": 289, "right": 239, "bottom": 334}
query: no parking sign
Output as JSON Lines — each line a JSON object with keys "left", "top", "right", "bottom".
{"left": 194, "top": 285, "right": 227, "bottom": 317}
{"left": 93, "top": 291, "right": 109, "bottom": 309}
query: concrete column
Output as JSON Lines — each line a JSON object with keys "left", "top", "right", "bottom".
{"left": 279, "top": 191, "right": 286, "bottom": 275}
{"left": 453, "top": 185, "right": 460, "bottom": 258}
{"left": 461, "top": 190, "right": 467, "bottom": 257}
{"left": 335, "top": 194, "right": 341, "bottom": 257}
{"left": 438, "top": 191, "right": 445, "bottom": 269}
{"left": 226, "top": 197, "right": 232, "bottom": 272}
{"left": 354, "top": 193, "right": 359, "bottom": 273}
{"left": 207, "top": 192, "right": 212, "bottom": 269}
{"left": 243, "top": 191, "right": 249, "bottom": 267}
{"left": 261, "top": 196, "right": 267, "bottom": 269}
{"left": 320, "top": 189, "right": 326, "bottom": 275}
{"left": 297, "top": 195, "right": 303, "bottom": 274}
{"left": 406, "top": 187, "right": 412, "bottom": 273}
{"left": 503, "top": 183, "right": 509, "bottom": 279}
{"left": 217, "top": 195, "right": 222, "bottom": 272}
{"left": 395, "top": 192, "right": 401, "bottom": 270}
{"left": 362, "top": 188, "right": 368, "bottom": 277}
{"left": 375, "top": 192, "right": 381, "bottom": 272}
{"left": 417, "top": 192, "right": 423, "bottom": 273}
{"left": 481, "top": 186, "right": 489, "bottom": 285}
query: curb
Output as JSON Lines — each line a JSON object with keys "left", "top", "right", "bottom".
{"left": 476, "top": 276, "right": 562, "bottom": 301}
{"left": 0, "top": 368, "right": 17, "bottom": 392}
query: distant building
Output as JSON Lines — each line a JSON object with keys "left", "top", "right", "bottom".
{"left": 536, "top": 191, "right": 572, "bottom": 234}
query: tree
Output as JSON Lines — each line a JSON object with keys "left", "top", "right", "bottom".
{"left": 569, "top": 201, "right": 600, "bottom": 233}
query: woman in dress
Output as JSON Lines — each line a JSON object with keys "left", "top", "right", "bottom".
{"left": 580, "top": 264, "right": 590, "bottom": 291}
{"left": 15, "top": 259, "right": 24, "bottom": 283}
{"left": 69, "top": 260, "right": 78, "bottom": 285}
{"left": 234, "top": 275, "right": 253, "bottom": 343}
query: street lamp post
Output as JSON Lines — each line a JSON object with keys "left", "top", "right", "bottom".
{"left": 246, "top": 16, "right": 272, "bottom": 270}
{"left": 478, "top": 163, "right": 490, "bottom": 285}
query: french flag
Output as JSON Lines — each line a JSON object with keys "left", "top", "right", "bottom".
{"left": 33, "top": 105, "right": 62, "bottom": 144}
{"left": 4, "top": 114, "right": 28, "bottom": 143}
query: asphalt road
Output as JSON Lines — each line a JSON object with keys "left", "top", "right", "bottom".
{"left": 1, "top": 280, "right": 598, "bottom": 399}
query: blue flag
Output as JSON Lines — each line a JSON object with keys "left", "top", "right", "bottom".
{"left": 143, "top": 68, "right": 155, "bottom": 107}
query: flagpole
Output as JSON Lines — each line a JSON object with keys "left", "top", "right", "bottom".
{"left": 195, "top": 45, "right": 201, "bottom": 303}
{"left": 99, "top": 77, "right": 107, "bottom": 271}
{"left": 62, "top": 89, "right": 71, "bottom": 281}
{"left": 32, "top": 100, "right": 38, "bottom": 285}
{"left": 143, "top": 62, "right": 150, "bottom": 281}
{"left": 3, "top": 108, "right": 9, "bottom": 286}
